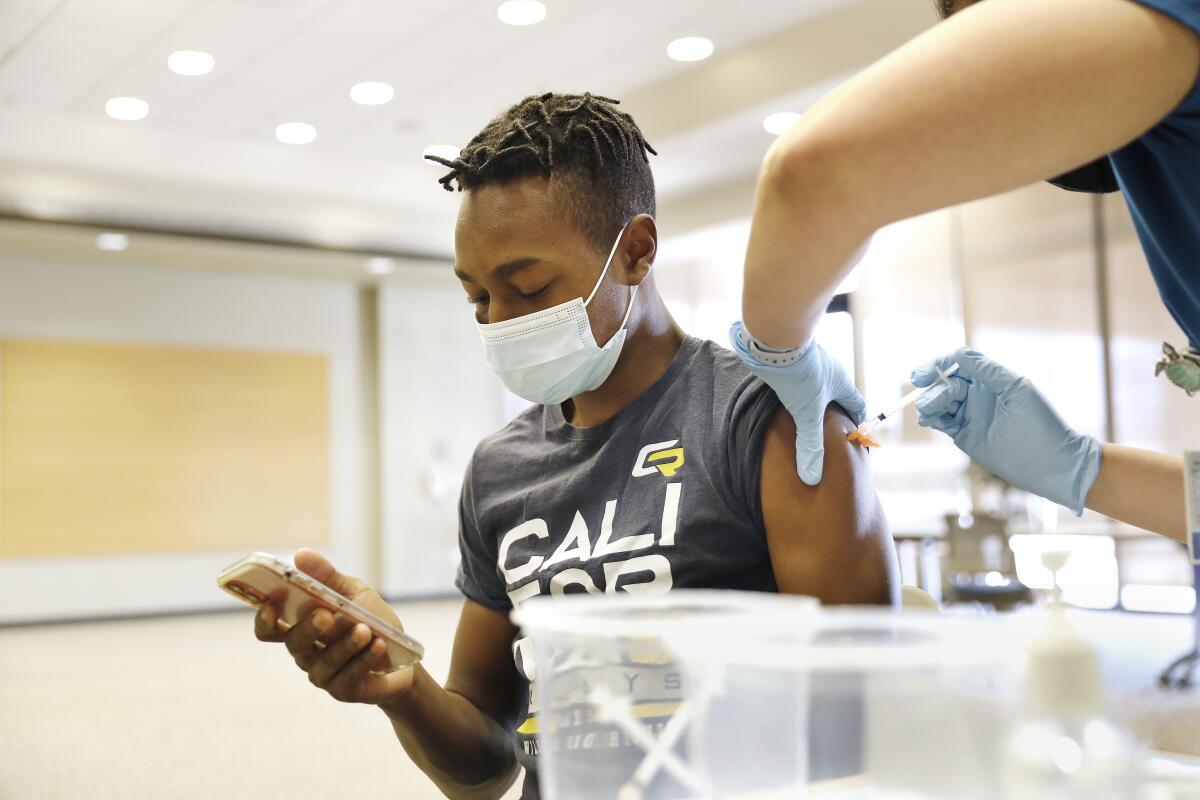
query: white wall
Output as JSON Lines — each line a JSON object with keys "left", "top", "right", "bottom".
{"left": 377, "top": 273, "right": 508, "bottom": 598}
{"left": 0, "top": 253, "right": 369, "bottom": 623}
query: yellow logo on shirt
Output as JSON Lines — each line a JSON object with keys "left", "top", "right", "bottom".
{"left": 632, "top": 440, "right": 685, "bottom": 478}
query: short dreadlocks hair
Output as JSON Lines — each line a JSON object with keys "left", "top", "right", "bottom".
{"left": 426, "top": 92, "right": 657, "bottom": 253}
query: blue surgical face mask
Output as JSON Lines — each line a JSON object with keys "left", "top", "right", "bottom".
{"left": 477, "top": 224, "right": 649, "bottom": 405}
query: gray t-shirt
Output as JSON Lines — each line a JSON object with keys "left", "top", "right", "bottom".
{"left": 456, "top": 336, "right": 781, "bottom": 798}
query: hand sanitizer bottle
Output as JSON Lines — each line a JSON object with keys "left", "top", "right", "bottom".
{"left": 1003, "top": 550, "right": 1141, "bottom": 799}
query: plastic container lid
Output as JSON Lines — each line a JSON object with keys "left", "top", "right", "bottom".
{"left": 511, "top": 589, "right": 819, "bottom": 641}
{"left": 666, "top": 607, "right": 1022, "bottom": 673}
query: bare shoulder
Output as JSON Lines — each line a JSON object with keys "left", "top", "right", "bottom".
{"left": 759, "top": 403, "right": 898, "bottom": 605}
{"left": 760, "top": 402, "right": 869, "bottom": 508}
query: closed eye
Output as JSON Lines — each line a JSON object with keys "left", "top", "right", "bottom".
{"left": 518, "top": 285, "right": 550, "bottom": 301}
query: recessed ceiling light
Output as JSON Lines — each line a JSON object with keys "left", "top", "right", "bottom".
{"left": 763, "top": 111, "right": 802, "bottom": 136}
{"left": 423, "top": 144, "right": 460, "bottom": 163}
{"left": 105, "top": 97, "right": 149, "bottom": 121}
{"left": 667, "top": 36, "right": 713, "bottom": 62}
{"left": 366, "top": 257, "right": 395, "bottom": 275}
{"left": 497, "top": 0, "right": 546, "bottom": 26}
{"left": 167, "top": 50, "right": 215, "bottom": 76}
{"left": 350, "top": 81, "right": 394, "bottom": 106}
{"left": 275, "top": 122, "right": 317, "bottom": 145}
{"left": 96, "top": 232, "right": 129, "bottom": 251}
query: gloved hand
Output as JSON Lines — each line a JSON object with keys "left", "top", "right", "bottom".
{"left": 730, "top": 321, "right": 866, "bottom": 485}
{"left": 911, "top": 347, "right": 1102, "bottom": 516}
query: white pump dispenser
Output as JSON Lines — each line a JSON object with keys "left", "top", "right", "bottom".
{"left": 1003, "top": 550, "right": 1140, "bottom": 799}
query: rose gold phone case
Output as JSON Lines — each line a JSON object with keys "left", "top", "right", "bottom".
{"left": 217, "top": 552, "right": 424, "bottom": 669}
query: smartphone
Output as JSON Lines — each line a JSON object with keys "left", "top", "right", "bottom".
{"left": 218, "top": 551, "right": 424, "bottom": 669}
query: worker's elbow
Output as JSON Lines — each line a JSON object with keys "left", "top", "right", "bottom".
{"left": 761, "top": 120, "right": 847, "bottom": 195}
{"left": 758, "top": 125, "right": 883, "bottom": 234}
{"left": 760, "top": 130, "right": 823, "bottom": 200}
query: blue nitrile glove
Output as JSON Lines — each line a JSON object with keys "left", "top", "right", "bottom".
{"left": 911, "top": 347, "right": 1102, "bottom": 516}
{"left": 730, "top": 320, "right": 866, "bottom": 486}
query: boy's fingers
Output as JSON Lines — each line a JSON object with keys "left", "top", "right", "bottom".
{"left": 293, "top": 549, "right": 369, "bottom": 599}
{"left": 324, "top": 637, "right": 387, "bottom": 702}
{"left": 326, "top": 638, "right": 416, "bottom": 704}
{"left": 284, "top": 608, "right": 335, "bottom": 660}
{"left": 254, "top": 604, "right": 289, "bottom": 642}
{"left": 308, "top": 624, "right": 372, "bottom": 688}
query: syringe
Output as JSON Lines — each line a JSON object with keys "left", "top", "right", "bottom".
{"left": 847, "top": 362, "right": 960, "bottom": 448}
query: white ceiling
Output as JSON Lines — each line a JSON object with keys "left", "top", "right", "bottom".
{"left": 0, "top": 0, "right": 934, "bottom": 262}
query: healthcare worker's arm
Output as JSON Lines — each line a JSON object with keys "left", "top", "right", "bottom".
{"left": 743, "top": 0, "right": 1200, "bottom": 349}
{"left": 761, "top": 404, "right": 900, "bottom": 605}
{"left": 1087, "top": 446, "right": 1187, "bottom": 542}
{"left": 254, "top": 551, "right": 523, "bottom": 800}
{"left": 912, "top": 349, "right": 1188, "bottom": 542}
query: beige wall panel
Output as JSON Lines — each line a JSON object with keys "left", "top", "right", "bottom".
{"left": 1, "top": 339, "right": 329, "bottom": 558}
{"left": 959, "top": 184, "right": 1107, "bottom": 440}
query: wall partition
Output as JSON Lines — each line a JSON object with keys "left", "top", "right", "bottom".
{"left": 0, "top": 231, "right": 369, "bottom": 624}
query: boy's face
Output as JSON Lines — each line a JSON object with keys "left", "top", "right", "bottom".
{"left": 453, "top": 176, "right": 633, "bottom": 350}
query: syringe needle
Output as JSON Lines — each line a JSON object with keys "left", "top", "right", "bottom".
{"left": 847, "top": 362, "right": 960, "bottom": 448}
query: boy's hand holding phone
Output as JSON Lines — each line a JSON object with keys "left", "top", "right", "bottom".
{"left": 224, "top": 548, "right": 520, "bottom": 796}
{"left": 245, "top": 548, "right": 417, "bottom": 705}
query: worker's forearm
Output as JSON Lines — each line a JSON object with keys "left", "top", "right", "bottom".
{"left": 742, "top": 142, "right": 875, "bottom": 348}
{"left": 378, "top": 665, "right": 517, "bottom": 799}
{"left": 1085, "top": 444, "right": 1186, "bottom": 543}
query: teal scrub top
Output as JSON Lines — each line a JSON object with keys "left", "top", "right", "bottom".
{"left": 1110, "top": 0, "right": 1200, "bottom": 348}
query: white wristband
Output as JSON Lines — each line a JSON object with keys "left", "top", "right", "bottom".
{"left": 739, "top": 325, "right": 807, "bottom": 367}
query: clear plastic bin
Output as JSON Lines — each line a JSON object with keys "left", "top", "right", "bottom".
{"left": 511, "top": 590, "right": 819, "bottom": 800}
{"left": 666, "top": 608, "right": 1022, "bottom": 799}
